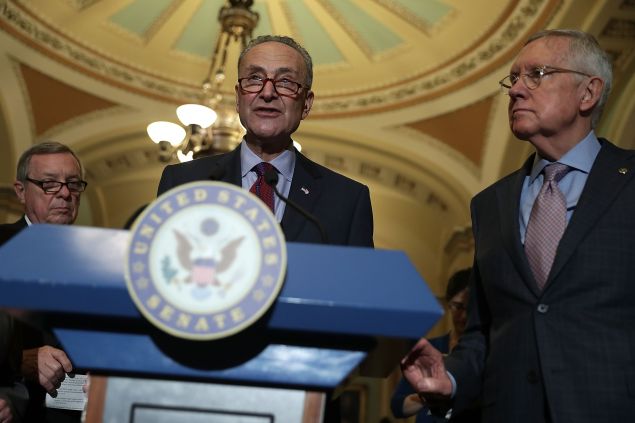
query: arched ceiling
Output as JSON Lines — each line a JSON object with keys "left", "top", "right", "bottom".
{"left": 0, "top": 0, "right": 554, "bottom": 110}
{"left": 1, "top": 0, "right": 634, "bottom": 290}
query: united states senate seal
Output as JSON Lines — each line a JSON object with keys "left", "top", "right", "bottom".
{"left": 124, "top": 181, "right": 286, "bottom": 340}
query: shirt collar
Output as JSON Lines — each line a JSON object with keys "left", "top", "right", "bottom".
{"left": 528, "top": 130, "right": 601, "bottom": 185}
{"left": 240, "top": 139, "right": 295, "bottom": 182}
{"left": 24, "top": 214, "right": 33, "bottom": 226}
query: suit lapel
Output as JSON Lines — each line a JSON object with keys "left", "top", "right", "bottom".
{"left": 14, "top": 217, "right": 28, "bottom": 231}
{"left": 280, "top": 151, "right": 322, "bottom": 241}
{"left": 217, "top": 145, "right": 242, "bottom": 186}
{"left": 548, "top": 141, "right": 635, "bottom": 287}
{"left": 497, "top": 156, "right": 541, "bottom": 296}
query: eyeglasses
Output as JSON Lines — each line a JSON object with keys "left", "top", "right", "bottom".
{"left": 26, "top": 177, "right": 87, "bottom": 194}
{"left": 499, "top": 65, "right": 591, "bottom": 93}
{"left": 238, "top": 76, "right": 305, "bottom": 97}
{"left": 448, "top": 301, "right": 467, "bottom": 312}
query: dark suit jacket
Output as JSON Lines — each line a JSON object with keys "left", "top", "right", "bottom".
{"left": 0, "top": 311, "right": 27, "bottom": 421}
{"left": 157, "top": 145, "right": 374, "bottom": 247}
{"left": 1, "top": 220, "right": 30, "bottom": 420}
{"left": 0, "top": 217, "right": 27, "bottom": 246}
{"left": 0, "top": 218, "right": 79, "bottom": 422}
{"left": 445, "top": 140, "right": 635, "bottom": 422}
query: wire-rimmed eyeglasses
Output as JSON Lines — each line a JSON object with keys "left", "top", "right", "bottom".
{"left": 238, "top": 76, "right": 305, "bottom": 97}
{"left": 26, "top": 177, "right": 87, "bottom": 194}
{"left": 499, "top": 65, "right": 591, "bottom": 93}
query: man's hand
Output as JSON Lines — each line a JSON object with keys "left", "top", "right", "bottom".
{"left": 401, "top": 338, "right": 453, "bottom": 405}
{"left": 21, "top": 346, "right": 73, "bottom": 395}
{"left": 0, "top": 397, "right": 13, "bottom": 423}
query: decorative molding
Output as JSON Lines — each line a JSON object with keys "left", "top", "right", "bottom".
{"left": 0, "top": 2, "right": 204, "bottom": 103}
{"left": 64, "top": 0, "right": 101, "bottom": 11}
{"left": 279, "top": 0, "right": 305, "bottom": 46}
{"left": 1, "top": 0, "right": 555, "bottom": 117}
{"left": 374, "top": 0, "right": 456, "bottom": 36}
{"left": 312, "top": 0, "right": 550, "bottom": 114}
{"left": 620, "top": 0, "right": 635, "bottom": 9}
{"left": 305, "top": 148, "right": 456, "bottom": 215}
{"left": 39, "top": 106, "right": 133, "bottom": 142}
{"left": 601, "top": 18, "right": 635, "bottom": 39}
{"left": 316, "top": 0, "right": 375, "bottom": 59}
{"left": 393, "top": 125, "right": 481, "bottom": 180}
{"left": 85, "top": 145, "right": 162, "bottom": 180}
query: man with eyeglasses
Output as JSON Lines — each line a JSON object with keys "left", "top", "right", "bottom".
{"left": 157, "top": 35, "right": 374, "bottom": 247}
{"left": 401, "top": 29, "right": 635, "bottom": 422}
{"left": 1, "top": 141, "right": 86, "bottom": 422}
{"left": 1, "top": 142, "right": 86, "bottom": 242}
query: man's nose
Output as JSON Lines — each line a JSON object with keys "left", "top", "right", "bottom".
{"left": 260, "top": 79, "right": 278, "bottom": 98}
{"left": 57, "top": 184, "right": 72, "bottom": 198}
{"left": 508, "top": 77, "right": 529, "bottom": 99}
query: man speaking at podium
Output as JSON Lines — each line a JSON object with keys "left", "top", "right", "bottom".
{"left": 157, "top": 35, "right": 374, "bottom": 248}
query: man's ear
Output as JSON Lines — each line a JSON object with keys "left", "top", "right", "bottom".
{"left": 580, "top": 76, "right": 603, "bottom": 114}
{"left": 301, "top": 90, "right": 314, "bottom": 120}
{"left": 13, "top": 181, "right": 26, "bottom": 205}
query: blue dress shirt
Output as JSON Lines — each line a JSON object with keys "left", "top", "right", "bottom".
{"left": 519, "top": 131, "right": 601, "bottom": 243}
{"left": 240, "top": 139, "right": 295, "bottom": 222}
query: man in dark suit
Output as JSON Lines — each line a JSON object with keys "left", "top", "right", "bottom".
{"left": 0, "top": 311, "right": 27, "bottom": 422}
{"left": 0, "top": 141, "right": 87, "bottom": 422}
{"left": 157, "top": 35, "right": 374, "bottom": 247}
{"left": 401, "top": 29, "right": 635, "bottom": 422}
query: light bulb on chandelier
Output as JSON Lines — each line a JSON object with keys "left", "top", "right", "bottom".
{"left": 147, "top": 0, "right": 258, "bottom": 163}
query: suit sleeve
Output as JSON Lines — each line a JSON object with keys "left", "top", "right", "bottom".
{"left": 0, "top": 312, "right": 20, "bottom": 379}
{"left": 346, "top": 184, "right": 374, "bottom": 247}
{"left": 390, "top": 376, "right": 415, "bottom": 418}
{"left": 157, "top": 164, "right": 175, "bottom": 197}
{"left": 443, "top": 200, "right": 489, "bottom": 414}
{"left": 0, "top": 313, "right": 27, "bottom": 420}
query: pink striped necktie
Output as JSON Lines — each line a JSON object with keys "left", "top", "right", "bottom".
{"left": 249, "top": 162, "right": 275, "bottom": 213}
{"left": 525, "top": 163, "right": 571, "bottom": 289}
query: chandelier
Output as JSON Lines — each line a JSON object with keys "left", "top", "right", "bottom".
{"left": 147, "top": 0, "right": 259, "bottom": 162}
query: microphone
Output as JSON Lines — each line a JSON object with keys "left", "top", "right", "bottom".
{"left": 264, "top": 168, "right": 329, "bottom": 244}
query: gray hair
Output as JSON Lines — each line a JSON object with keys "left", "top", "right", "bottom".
{"left": 17, "top": 141, "right": 84, "bottom": 181}
{"left": 238, "top": 35, "right": 313, "bottom": 89}
{"left": 525, "top": 29, "right": 613, "bottom": 128}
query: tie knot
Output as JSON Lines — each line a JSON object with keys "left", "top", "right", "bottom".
{"left": 253, "top": 162, "right": 274, "bottom": 176}
{"left": 543, "top": 163, "right": 570, "bottom": 183}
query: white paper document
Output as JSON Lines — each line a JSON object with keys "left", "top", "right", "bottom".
{"left": 45, "top": 373, "right": 88, "bottom": 411}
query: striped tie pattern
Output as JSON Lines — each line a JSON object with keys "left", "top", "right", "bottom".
{"left": 525, "top": 163, "right": 571, "bottom": 289}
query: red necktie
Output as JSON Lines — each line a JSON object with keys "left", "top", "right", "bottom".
{"left": 249, "top": 162, "right": 275, "bottom": 213}
{"left": 525, "top": 163, "right": 571, "bottom": 289}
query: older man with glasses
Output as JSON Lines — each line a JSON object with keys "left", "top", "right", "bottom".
{"left": 157, "top": 35, "right": 374, "bottom": 248}
{"left": 1, "top": 141, "right": 87, "bottom": 422}
{"left": 1, "top": 141, "right": 87, "bottom": 241}
{"left": 401, "top": 29, "right": 635, "bottom": 423}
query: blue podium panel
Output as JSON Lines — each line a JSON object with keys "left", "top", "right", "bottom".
{"left": 0, "top": 225, "right": 441, "bottom": 340}
{"left": 0, "top": 224, "right": 134, "bottom": 315}
{"left": 0, "top": 224, "right": 442, "bottom": 388}
{"left": 277, "top": 243, "right": 440, "bottom": 339}
{"left": 55, "top": 329, "right": 366, "bottom": 390}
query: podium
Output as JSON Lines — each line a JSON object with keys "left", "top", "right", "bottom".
{"left": 0, "top": 224, "right": 442, "bottom": 422}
